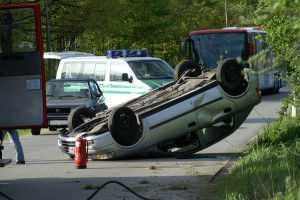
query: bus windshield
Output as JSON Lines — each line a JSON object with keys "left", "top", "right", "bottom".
{"left": 190, "top": 32, "right": 248, "bottom": 69}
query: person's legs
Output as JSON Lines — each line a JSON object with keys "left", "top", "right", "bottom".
{"left": 7, "top": 130, "right": 25, "bottom": 163}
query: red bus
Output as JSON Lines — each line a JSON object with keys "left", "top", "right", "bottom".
{"left": 181, "top": 27, "right": 285, "bottom": 93}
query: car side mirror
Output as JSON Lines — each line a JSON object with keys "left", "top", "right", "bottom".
{"left": 95, "top": 93, "right": 101, "bottom": 97}
{"left": 181, "top": 38, "right": 189, "bottom": 52}
{"left": 122, "top": 73, "right": 133, "bottom": 83}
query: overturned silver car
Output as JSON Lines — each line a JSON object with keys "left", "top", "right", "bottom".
{"left": 58, "top": 58, "right": 261, "bottom": 159}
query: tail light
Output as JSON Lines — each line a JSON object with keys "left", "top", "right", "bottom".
{"left": 249, "top": 43, "right": 254, "bottom": 55}
{"left": 256, "top": 88, "right": 262, "bottom": 99}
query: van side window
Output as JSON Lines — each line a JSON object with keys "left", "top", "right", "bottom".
{"left": 61, "top": 62, "right": 106, "bottom": 81}
{"left": 94, "top": 63, "right": 106, "bottom": 81}
{"left": 110, "top": 62, "right": 129, "bottom": 82}
{"left": 62, "top": 62, "right": 81, "bottom": 78}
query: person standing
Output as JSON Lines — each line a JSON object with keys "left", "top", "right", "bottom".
{"left": 1, "top": 129, "right": 25, "bottom": 164}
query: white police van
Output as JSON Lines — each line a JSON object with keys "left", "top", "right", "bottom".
{"left": 56, "top": 50, "right": 174, "bottom": 108}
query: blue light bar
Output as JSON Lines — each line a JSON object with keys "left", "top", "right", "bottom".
{"left": 106, "top": 50, "right": 148, "bottom": 58}
{"left": 106, "top": 50, "right": 123, "bottom": 58}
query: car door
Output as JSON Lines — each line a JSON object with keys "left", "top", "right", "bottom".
{"left": 0, "top": 4, "right": 46, "bottom": 129}
{"left": 89, "top": 80, "right": 106, "bottom": 113}
{"left": 106, "top": 61, "right": 134, "bottom": 107}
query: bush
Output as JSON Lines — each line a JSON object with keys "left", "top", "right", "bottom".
{"left": 216, "top": 117, "right": 300, "bottom": 200}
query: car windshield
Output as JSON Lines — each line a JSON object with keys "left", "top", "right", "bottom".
{"left": 190, "top": 32, "right": 247, "bottom": 69}
{"left": 46, "top": 81, "right": 90, "bottom": 99}
{"left": 128, "top": 60, "right": 174, "bottom": 80}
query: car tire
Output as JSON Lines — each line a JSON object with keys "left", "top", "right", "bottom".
{"left": 31, "top": 128, "right": 41, "bottom": 135}
{"left": 49, "top": 127, "right": 57, "bottom": 131}
{"left": 174, "top": 60, "right": 202, "bottom": 81}
{"left": 108, "top": 106, "right": 141, "bottom": 146}
{"left": 68, "top": 107, "right": 95, "bottom": 131}
{"left": 216, "top": 58, "right": 244, "bottom": 95}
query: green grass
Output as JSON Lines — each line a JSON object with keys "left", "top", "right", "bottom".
{"left": 165, "top": 185, "right": 188, "bottom": 190}
{"left": 140, "top": 180, "right": 150, "bottom": 184}
{"left": 83, "top": 184, "right": 100, "bottom": 190}
{"left": 2, "top": 129, "right": 30, "bottom": 140}
{"left": 216, "top": 116, "right": 300, "bottom": 200}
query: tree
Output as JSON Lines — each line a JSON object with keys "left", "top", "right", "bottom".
{"left": 254, "top": 0, "right": 300, "bottom": 116}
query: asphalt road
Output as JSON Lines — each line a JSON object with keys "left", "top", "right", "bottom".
{"left": 0, "top": 88, "right": 290, "bottom": 200}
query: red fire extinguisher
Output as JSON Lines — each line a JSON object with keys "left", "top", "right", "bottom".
{"left": 75, "top": 136, "right": 88, "bottom": 169}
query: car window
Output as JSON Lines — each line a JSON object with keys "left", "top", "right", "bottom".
{"left": 128, "top": 60, "right": 174, "bottom": 80}
{"left": 90, "top": 81, "right": 101, "bottom": 96}
{"left": 61, "top": 62, "right": 81, "bottom": 78}
{"left": 202, "top": 116, "right": 234, "bottom": 144}
{"left": 62, "top": 62, "right": 106, "bottom": 81}
{"left": 94, "top": 63, "right": 106, "bottom": 81}
{"left": 109, "top": 62, "right": 130, "bottom": 82}
{"left": 0, "top": 8, "right": 36, "bottom": 53}
{"left": 46, "top": 81, "right": 90, "bottom": 98}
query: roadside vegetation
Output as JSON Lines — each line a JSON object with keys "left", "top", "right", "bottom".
{"left": 216, "top": 116, "right": 300, "bottom": 199}
{"left": 2, "top": 129, "right": 30, "bottom": 140}
{"left": 216, "top": 1, "right": 300, "bottom": 197}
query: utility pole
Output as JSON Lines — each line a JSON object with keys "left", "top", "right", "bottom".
{"left": 45, "top": 0, "right": 52, "bottom": 79}
{"left": 225, "top": 0, "right": 228, "bottom": 27}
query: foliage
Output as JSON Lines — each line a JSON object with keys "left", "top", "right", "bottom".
{"left": 253, "top": 0, "right": 300, "bottom": 115}
{"left": 0, "top": 0, "right": 260, "bottom": 69}
{"left": 216, "top": 117, "right": 300, "bottom": 200}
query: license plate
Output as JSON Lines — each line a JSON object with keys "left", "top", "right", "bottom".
{"left": 68, "top": 147, "right": 75, "bottom": 154}
{"left": 48, "top": 120, "right": 68, "bottom": 126}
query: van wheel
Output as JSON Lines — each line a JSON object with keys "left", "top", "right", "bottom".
{"left": 68, "top": 107, "right": 95, "bottom": 131}
{"left": 108, "top": 106, "right": 141, "bottom": 146}
{"left": 216, "top": 58, "right": 244, "bottom": 95}
{"left": 174, "top": 60, "right": 202, "bottom": 81}
{"left": 31, "top": 128, "right": 41, "bottom": 135}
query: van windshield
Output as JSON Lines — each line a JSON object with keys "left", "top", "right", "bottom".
{"left": 128, "top": 60, "right": 174, "bottom": 80}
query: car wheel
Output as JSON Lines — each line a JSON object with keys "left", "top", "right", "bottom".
{"left": 48, "top": 127, "right": 57, "bottom": 131}
{"left": 108, "top": 106, "right": 141, "bottom": 146}
{"left": 68, "top": 107, "right": 95, "bottom": 131}
{"left": 216, "top": 58, "right": 244, "bottom": 95}
{"left": 31, "top": 128, "right": 41, "bottom": 135}
{"left": 174, "top": 60, "right": 202, "bottom": 81}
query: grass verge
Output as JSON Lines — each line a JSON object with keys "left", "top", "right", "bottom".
{"left": 2, "top": 129, "right": 30, "bottom": 140}
{"left": 216, "top": 116, "right": 300, "bottom": 200}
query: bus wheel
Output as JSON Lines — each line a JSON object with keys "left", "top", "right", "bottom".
{"left": 216, "top": 58, "right": 244, "bottom": 95}
{"left": 174, "top": 60, "right": 202, "bottom": 81}
{"left": 108, "top": 106, "right": 141, "bottom": 146}
{"left": 68, "top": 107, "right": 95, "bottom": 131}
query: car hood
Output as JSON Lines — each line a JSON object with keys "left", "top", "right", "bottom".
{"left": 47, "top": 98, "right": 88, "bottom": 107}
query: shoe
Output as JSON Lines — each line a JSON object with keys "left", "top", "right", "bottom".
{"left": 16, "top": 161, "right": 25, "bottom": 164}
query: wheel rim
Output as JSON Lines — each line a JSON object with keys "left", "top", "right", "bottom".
{"left": 226, "top": 66, "right": 239, "bottom": 81}
{"left": 118, "top": 114, "right": 131, "bottom": 130}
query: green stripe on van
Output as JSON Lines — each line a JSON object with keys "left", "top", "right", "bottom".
{"left": 140, "top": 79, "right": 174, "bottom": 89}
{"left": 105, "top": 84, "right": 145, "bottom": 89}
